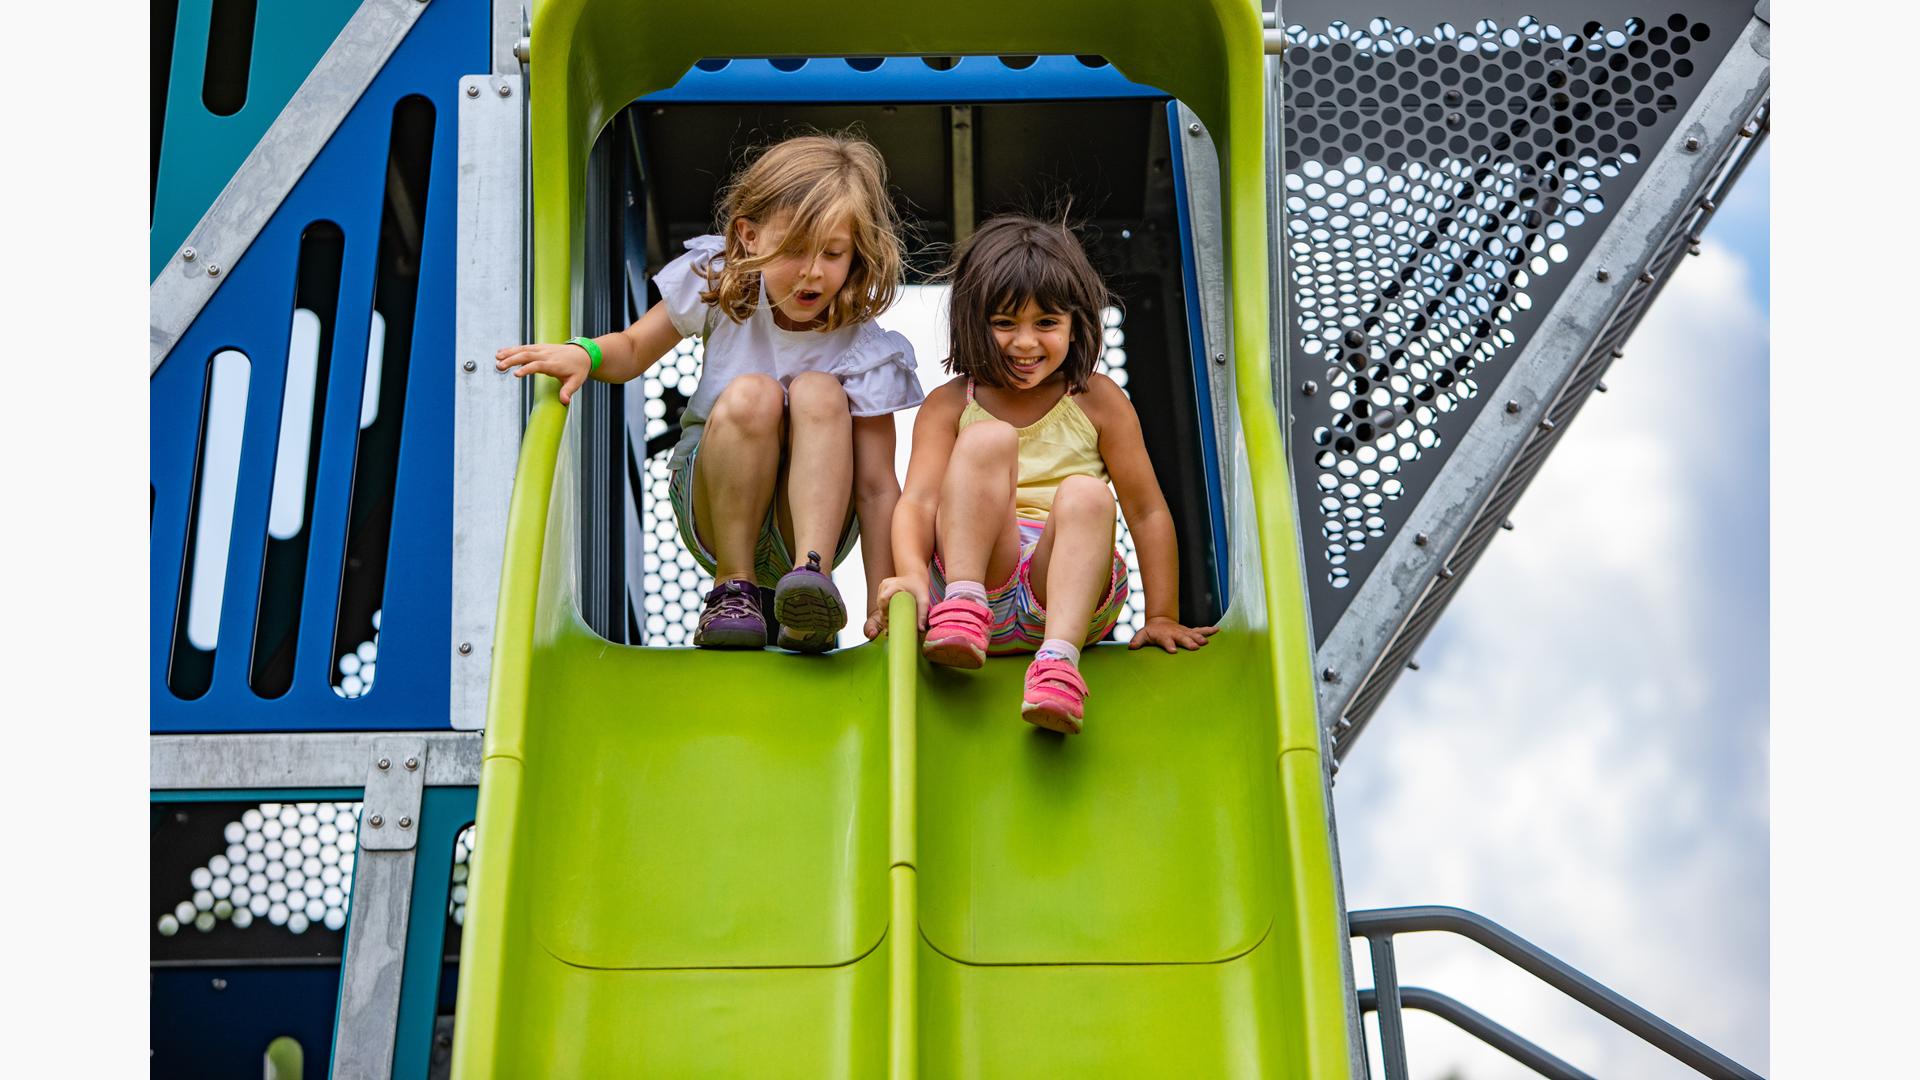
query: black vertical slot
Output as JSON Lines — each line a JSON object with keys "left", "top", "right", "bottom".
{"left": 329, "top": 96, "right": 434, "bottom": 695}
{"left": 168, "top": 355, "right": 240, "bottom": 699}
{"left": 153, "top": 0, "right": 181, "bottom": 213}
{"left": 250, "top": 222, "right": 344, "bottom": 698}
{"left": 201, "top": 0, "right": 257, "bottom": 117}
{"left": 576, "top": 115, "right": 629, "bottom": 642}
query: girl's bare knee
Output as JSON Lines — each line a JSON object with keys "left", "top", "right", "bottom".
{"left": 951, "top": 419, "right": 1018, "bottom": 464}
{"left": 1053, "top": 475, "right": 1115, "bottom": 520}
{"left": 787, "top": 371, "right": 850, "bottom": 422}
{"left": 710, "top": 374, "right": 785, "bottom": 434}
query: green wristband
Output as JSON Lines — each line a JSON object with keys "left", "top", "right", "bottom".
{"left": 567, "top": 336, "right": 603, "bottom": 371}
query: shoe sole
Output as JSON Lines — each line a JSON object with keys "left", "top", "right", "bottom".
{"left": 776, "top": 626, "right": 835, "bottom": 654}
{"left": 694, "top": 628, "right": 768, "bottom": 649}
{"left": 922, "top": 636, "right": 986, "bottom": 669}
{"left": 1020, "top": 700, "right": 1083, "bottom": 735}
{"left": 774, "top": 578, "right": 846, "bottom": 651}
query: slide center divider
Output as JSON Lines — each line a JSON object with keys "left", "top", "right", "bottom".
{"left": 886, "top": 590, "right": 921, "bottom": 1078}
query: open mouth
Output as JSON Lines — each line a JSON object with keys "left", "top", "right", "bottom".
{"left": 1007, "top": 356, "right": 1045, "bottom": 379}
{"left": 794, "top": 289, "right": 823, "bottom": 306}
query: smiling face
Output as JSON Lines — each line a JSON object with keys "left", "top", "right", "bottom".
{"left": 989, "top": 300, "right": 1074, "bottom": 389}
{"left": 736, "top": 210, "right": 853, "bottom": 331}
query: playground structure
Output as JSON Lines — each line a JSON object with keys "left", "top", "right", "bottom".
{"left": 150, "top": 0, "right": 1770, "bottom": 1076}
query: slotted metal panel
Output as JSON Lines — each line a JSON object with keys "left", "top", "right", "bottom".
{"left": 1266, "top": 3, "right": 1769, "bottom": 749}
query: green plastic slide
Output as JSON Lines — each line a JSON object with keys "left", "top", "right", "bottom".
{"left": 454, "top": 2, "right": 1351, "bottom": 1074}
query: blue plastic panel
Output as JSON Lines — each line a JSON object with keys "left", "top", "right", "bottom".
{"left": 642, "top": 53, "right": 1164, "bottom": 104}
{"left": 151, "top": 0, "right": 487, "bottom": 733}
{"left": 151, "top": 0, "right": 364, "bottom": 279}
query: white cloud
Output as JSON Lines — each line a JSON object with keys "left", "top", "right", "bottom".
{"left": 1335, "top": 238, "right": 1768, "bottom": 1078}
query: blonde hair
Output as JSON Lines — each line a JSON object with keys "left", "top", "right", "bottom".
{"left": 697, "top": 133, "right": 904, "bottom": 332}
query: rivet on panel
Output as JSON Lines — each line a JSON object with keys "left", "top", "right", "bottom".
{"left": 1187, "top": 122, "right": 1202, "bottom": 136}
{"left": 1301, "top": 380, "right": 1318, "bottom": 396}
{"left": 498, "top": 83, "right": 512, "bottom": 97}
{"left": 1595, "top": 268, "right": 1610, "bottom": 282}
{"left": 1321, "top": 667, "right": 1339, "bottom": 683}
{"left": 458, "top": 641, "right": 473, "bottom": 655}
{"left": 206, "top": 264, "right": 222, "bottom": 278}
{"left": 1413, "top": 532, "right": 1429, "bottom": 547}
{"left": 465, "top": 85, "right": 480, "bottom": 98}
{"left": 181, "top": 247, "right": 197, "bottom": 262}
{"left": 1539, "top": 418, "right": 1556, "bottom": 432}
{"left": 463, "top": 360, "right": 477, "bottom": 372}
{"left": 1504, "top": 400, "right": 1520, "bottom": 414}
{"left": 1684, "top": 136, "right": 1701, "bottom": 152}
{"left": 369, "top": 815, "right": 385, "bottom": 828}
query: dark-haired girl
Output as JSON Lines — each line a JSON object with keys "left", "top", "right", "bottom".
{"left": 873, "top": 214, "right": 1216, "bottom": 733}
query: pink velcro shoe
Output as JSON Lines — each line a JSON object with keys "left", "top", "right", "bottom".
{"left": 1020, "top": 659, "right": 1088, "bottom": 735}
{"left": 922, "top": 597, "right": 990, "bottom": 669}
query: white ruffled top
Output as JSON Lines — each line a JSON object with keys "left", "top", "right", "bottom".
{"left": 653, "top": 234, "right": 924, "bottom": 469}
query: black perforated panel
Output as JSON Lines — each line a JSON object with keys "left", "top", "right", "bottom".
{"left": 1276, "top": 5, "right": 1750, "bottom": 641}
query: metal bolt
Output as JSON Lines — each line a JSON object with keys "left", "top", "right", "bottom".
{"left": 513, "top": 37, "right": 531, "bottom": 63}
{"left": 1413, "top": 532, "right": 1429, "bottom": 547}
{"left": 1406, "top": 659, "right": 1421, "bottom": 671}
{"left": 405, "top": 756, "right": 419, "bottom": 771}
{"left": 1504, "top": 400, "right": 1520, "bottom": 414}
{"left": 1335, "top": 716, "right": 1354, "bottom": 732}
{"left": 1301, "top": 380, "right": 1318, "bottom": 396}
{"left": 1699, "top": 198, "right": 1716, "bottom": 211}
{"left": 465, "top": 84, "right": 480, "bottom": 98}
{"left": 1688, "top": 242, "right": 1702, "bottom": 256}
{"left": 206, "top": 264, "right": 222, "bottom": 278}
{"left": 1501, "top": 519, "right": 1514, "bottom": 531}
{"left": 1638, "top": 271, "right": 1655, "bottom": 285}
{"left": 1187, "top": 122, "right": 1202, "bottom": 136}
{"left": 1684, "top": 136, "right": 1700, "bottom": 152}
{"left": 463, "top": 360, "right": 477, "bottom": 372}
{"left": 399, "top": 816, "right": 413, "bottom": 829}
{"left": 1212, "top": 352, "right": 1226, "bottom": 366}
{"left": 1539, "top": 418, "right": 1556, "bottom": 432}
{"left": 1595, "top": 381, "right": 1609, "bottom": 393}
{"left": 378, "top": 757, "right": 391, "bottom": 771}
{"left": 1611, "top": 347, "right": 1624, "bottom": 359}
{"left": 498, "top": 83, "right": 512, "bottom": 97}
{"left": 211, "top": 978, "right": 227, "bottom": 991}
{"left": 1595, "top": 268, "right": 1610, "bottom": 283}
{"left": 1738, "top": 125, "right": 1755, "bottom": 138}
{"left": 458, "top": 641, "right": 473, "bottom": 655}
{"left": 1439, "top": 566, "right": 1455, "bottom": 580}
{"left": 181, "top": 247, "right": 197, "bottom": 262}
{"left": 1321, "top": 667, "right": 1339, "bottom": 683}
{"left": 370, "top": 814, "right": 384, "bottom": 828}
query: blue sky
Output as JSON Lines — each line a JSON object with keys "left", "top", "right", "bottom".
{"left": 1333, "top": 147, "right": 1770, "bottom": 1077}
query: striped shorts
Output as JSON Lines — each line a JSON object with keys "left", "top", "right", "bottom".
{"left": 667, "top": 433, "right": 859, "bottom": 590}
{"left": 929, "top": 517, "right": 1130, "bottom": 655}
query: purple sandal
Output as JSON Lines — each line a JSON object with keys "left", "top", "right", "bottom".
{"left": 694, "top": 579, "right": 768, "bottom": 649}
{"left": 772, "top": 551, "right": 846, "bottom": 654}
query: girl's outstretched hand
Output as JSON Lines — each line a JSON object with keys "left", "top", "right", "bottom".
{"left": 495, "top": 342, "right": 593, "bottom": 405}
{"left": 1129, "top": 617, "right": 1219, "bottom": 653}
{"left": 868, "top": 576, "right": 930, "bottom": 638}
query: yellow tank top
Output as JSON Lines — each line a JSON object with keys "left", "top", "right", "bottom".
{"left": 957, "top": 378, "right": 1109, "bottom": 521}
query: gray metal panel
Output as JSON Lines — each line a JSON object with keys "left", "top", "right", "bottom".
{"left": 452, "top": 73, "right": 528, "bottom": 730}
{"left": 1173, "top": 105, "right": 1239, "bottom": 523}
{"left": 492, "top": 0, "right": 528, "bottom": 74}
{"left": 331, "top": 742, "right": 426, "bottom": 1078}
{"left": 149, "top": 731, "right": 482, "bottom": 788}
{"left": 149, "top": 0, "right": 430, "bottom": 374}
{"left": 1319, "top": 16, "right": 1770, "bottom": 748}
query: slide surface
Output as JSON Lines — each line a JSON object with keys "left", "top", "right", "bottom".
{"left": 453, "top": 4, "right": 1351, "bottom": 1073}
{"left": 453, "top": 403, "right": 1350, "bottom": 1076}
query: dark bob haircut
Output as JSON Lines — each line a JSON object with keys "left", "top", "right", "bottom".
{"left": 942, "top": 214, "right": 1111, "bottom": 394}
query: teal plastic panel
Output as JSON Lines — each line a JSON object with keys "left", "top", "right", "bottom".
{"left": 151, "top": 0, "right": 365, "bottom": 279}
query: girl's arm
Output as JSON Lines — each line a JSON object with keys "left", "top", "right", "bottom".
{"left": 1083, "top": 374, "right": 1219, "bottom": 652}
{"left": 871, "top": 379, "right": 966, "bottom": 635}
{"left": 851, "top": 413, "right": 900, "bottom": 638}
{"left": 494, "top": 302, "right": 686, "bottom": 405}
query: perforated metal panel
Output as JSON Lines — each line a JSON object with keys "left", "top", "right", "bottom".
{"left": 1276, "top": 3, "right": 1753, "bottom": 643}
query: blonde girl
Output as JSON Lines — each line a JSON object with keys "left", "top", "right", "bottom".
{"left": 497, "top": 133, "right": 923, "bottom": 651}
{"left": 876, "top": 214, "right": 1215, "bottom": 733}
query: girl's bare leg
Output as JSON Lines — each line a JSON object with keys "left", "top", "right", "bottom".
{"left": 934, "top": 419, "right": 1024, "bottom": 588}
{"left": 692, "top": 374, "right": 785, "bottom": 582}
{"left": 1027, "top": 475, "right": 1118, "bottom": 646}
{"left": 774, "top": 371, "right": 853, "bottom": 566}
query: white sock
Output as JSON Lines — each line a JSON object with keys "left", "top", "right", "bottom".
{"left": 945, "top": 580, "right": 988, "bottom": 606}
{"left": 1034, "top": 638, "right": 1081, "bottom": 666}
